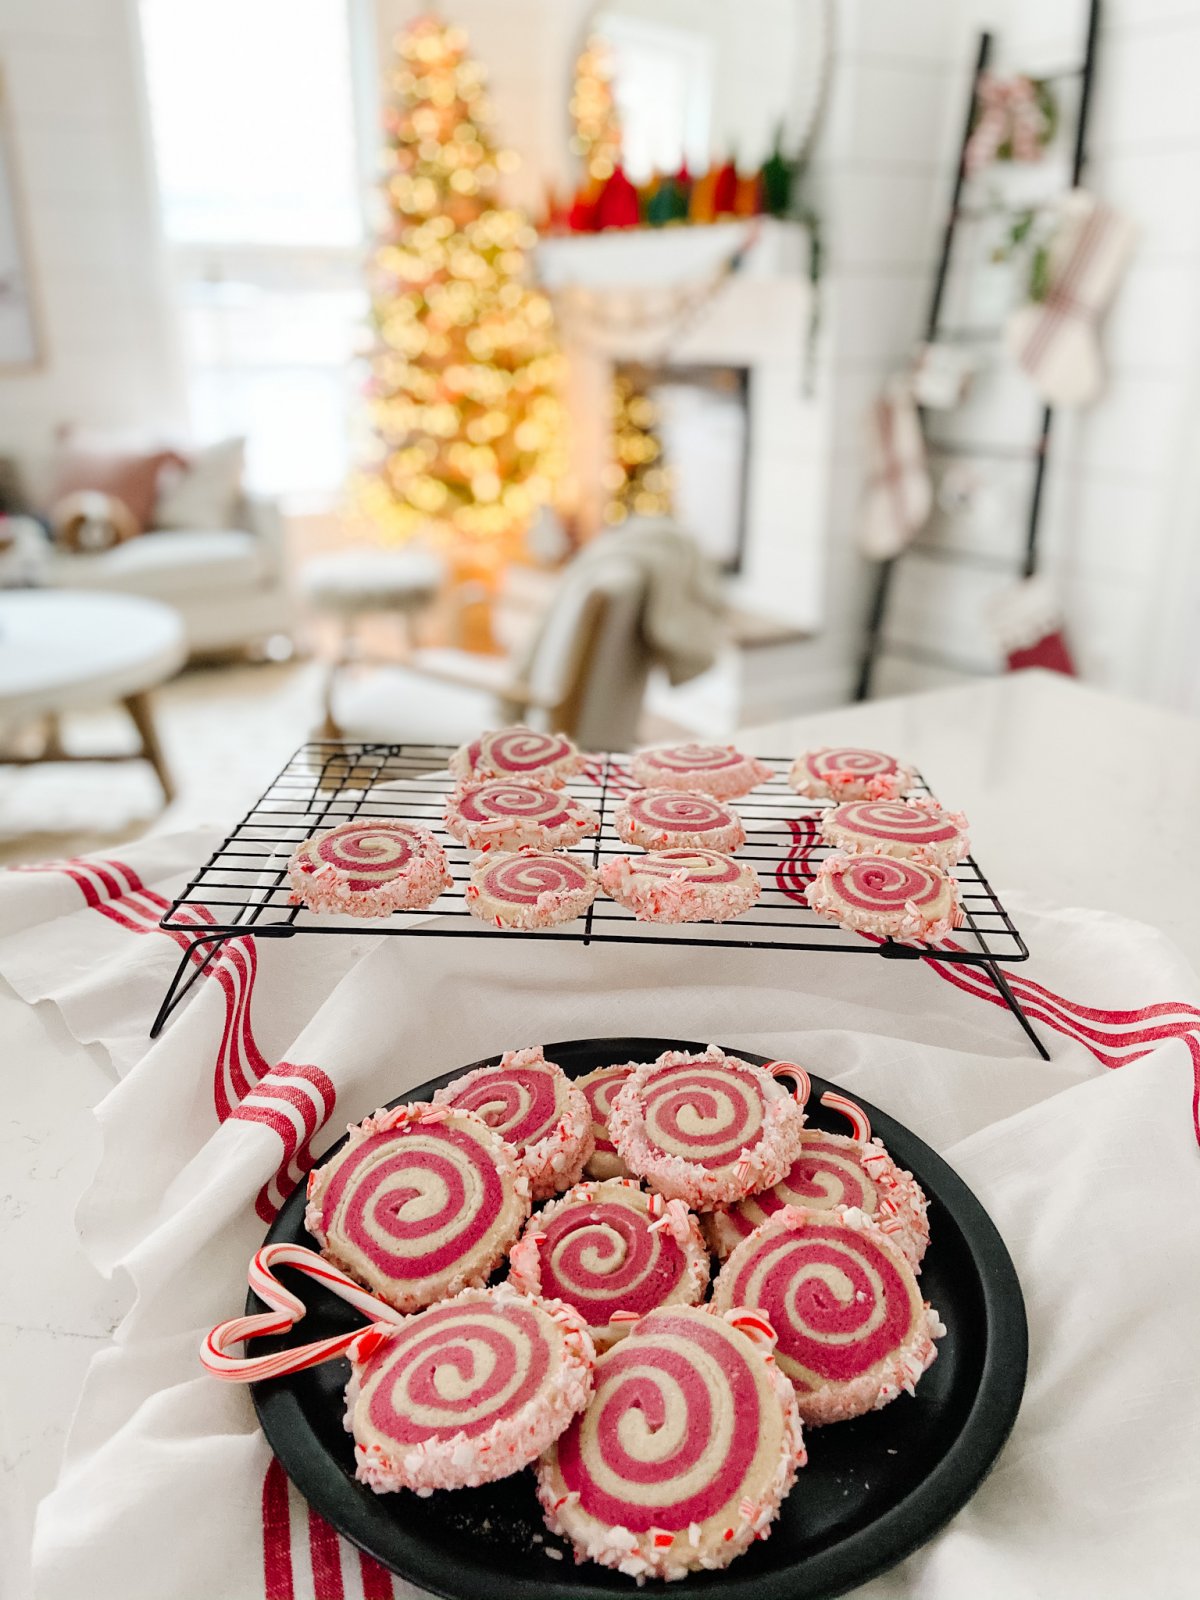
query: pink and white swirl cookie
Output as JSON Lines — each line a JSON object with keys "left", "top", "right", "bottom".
{"left": 819, "top": 798, "right": 969, "bottom": 870}
{"left": 599, "top": 849, "right": 760, "bottom": 924}
{"left": 288, "top": 819, "right": 451, "bottom": 918}
{"left": 305, "top": 1102, "right": 530, "bottom": 1313}
{"left": 433, "top": 1045, "right": 593, "bottom": 1201}
{"left": 466, "top": 847, "right": 598, "bottom": 929}
{"left": 444, "top": 779, "right": 600, "bottom": 853}
{"left": 608, "top": 1046, "right": 807, "bottom": 1209}
{"left": 449, "top": 726, "right": 584, "bottom": 787}
{"left": 704, "top": 1094, "right": 930, "bottom": 1271}
{"left": 508, "top": 1178, "right": 710, "bottom": 1351}
{"left": 789, "top": 747, "right": 914, "bottom": 802}
{"left": 578, "top": 1061, "right": 638, "bottom": 1179}
{"left": 536, "top": 1304, "right": 805, "bottom": 1581}
{"left": 629, "top": 742, "right": 773, "bottom": 800}
{"left": 347, "top": 1282, "right": 595, "bottom": 1495}
{"left": 806, "top": 851, "right": 963, "bottom": 946}
{"left": 613, "top": 790, "right": 746, "bottom": 853}
{"left": 712, "top": 1206, "right": 945, "bottom": 1426}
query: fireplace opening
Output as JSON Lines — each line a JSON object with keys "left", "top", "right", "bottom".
{"left": 607, "top": 361, "right": 751, "bottom": 574}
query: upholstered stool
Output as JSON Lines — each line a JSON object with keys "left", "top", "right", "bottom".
{"left": 300, "top": 547, "right": 445, "bottom": 735}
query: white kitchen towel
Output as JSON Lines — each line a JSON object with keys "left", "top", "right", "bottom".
{"left": 3, "top": 830, "right": 1199, "bottom": 1600}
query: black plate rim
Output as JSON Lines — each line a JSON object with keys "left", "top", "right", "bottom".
{"left": 250, "top": 1037, "right": 1028, "bottom": 1600}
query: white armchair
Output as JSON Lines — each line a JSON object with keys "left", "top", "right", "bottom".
{"left": 43, "top": 492, "right": 293, "bottom": 656}
{"left": 327, "top": 559, "right": 652, "bottom": 752}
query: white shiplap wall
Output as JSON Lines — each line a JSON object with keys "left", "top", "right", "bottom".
{"left": 0, "top": 0, "right": 184, "bottom": 468}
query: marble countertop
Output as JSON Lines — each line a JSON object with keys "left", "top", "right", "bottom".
{"left": 743, "top": 670, "right": 1200, "bottom": 970}
{"left": 4, "top": 668, "right": 1198, "bottom": 1590}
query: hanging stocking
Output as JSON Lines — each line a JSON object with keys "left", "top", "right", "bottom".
{"left": 1006, "top": 190, "right": 1135, "bottom": 408}
{"left": 986, "top": 574, "right": 1077, "bottom": 676}
{"left": 857, "top": 379, "right": 932, "bottom": 560}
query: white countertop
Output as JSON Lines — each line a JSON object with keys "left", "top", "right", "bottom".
{"left": 743, "top": 671, "right": 1200, "bottom": 971}
{"left": 4, "top": 668, "right": 1199, "bottom": 1590}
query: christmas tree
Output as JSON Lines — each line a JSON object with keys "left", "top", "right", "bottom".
{"left": 358, "top": 15, "right": 565, "bottom": 558}
{"left": 603, "top": 368, "right": 672, "bottom": 525}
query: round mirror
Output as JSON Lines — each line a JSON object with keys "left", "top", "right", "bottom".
{"left": 582, "top": 0, "right": 829, "bottom": 184}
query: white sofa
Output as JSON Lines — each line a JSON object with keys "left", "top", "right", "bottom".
{"left": 42, "top": 494, "right": 293, "bottom": 656}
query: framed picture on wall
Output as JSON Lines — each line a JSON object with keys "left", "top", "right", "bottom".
{"left": 0, "top": 69, "right": 40, "bottom": 370}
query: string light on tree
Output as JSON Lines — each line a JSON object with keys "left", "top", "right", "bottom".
{"left": 604, "top": 369, "right": 673, "bottom": 525}
{"left": 569, "top": 33, "right": 622, "bottom": 183}
{"left": 357, "top": 14, "right": 566, "bottom": 559}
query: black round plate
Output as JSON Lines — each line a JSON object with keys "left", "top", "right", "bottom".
{"left": 249, "top": 1038, "right": 1027, "bottom": 1600}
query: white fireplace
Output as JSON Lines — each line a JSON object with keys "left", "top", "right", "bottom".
{"left": 536, "top": 218, "right": 829, "bottom": 638}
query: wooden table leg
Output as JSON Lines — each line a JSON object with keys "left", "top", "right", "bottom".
{"left": 123, "top": 692, "right": 176, "bottom": 805}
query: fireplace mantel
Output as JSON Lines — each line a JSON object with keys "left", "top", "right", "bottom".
{"left": 539, "top": 218, "right": 827, "bottom": 642}
{"left": 536, "top": 217, "right": 810, "bottom": 292}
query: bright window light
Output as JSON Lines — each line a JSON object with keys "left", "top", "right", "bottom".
{"left": 139, "top": 0, "right": 367, "bottom": 500}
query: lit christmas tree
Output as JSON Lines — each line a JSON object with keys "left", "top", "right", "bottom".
{"left": 358, "top": 15, "right": 565, "bottom": 561}
{"left": 603, "top": 368, "right": 673, "bottom": 525}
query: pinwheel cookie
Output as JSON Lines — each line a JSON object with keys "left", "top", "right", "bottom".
{"left": 443, "top": 779, "right": 600, "bottom": 853}
{"left": 819, "top": 798, "right": 969, "bottom": 871}
{"left": 578, "top": 1061, "right": 638, "bottom": 1179}
{"left": 466, "top": 847, "right": 598, "bottom": 929}
{"left": 712, "top": 1205, "right": 945, "bottom": 1426}
{"left": 288, "top": 818, "right": 451, "bottom": 917}
{"left": 536, "top": 1304, "right": 805, "bottom": 1581}
{"left": 450, "top": 726, "right": 584, "bottom": 787}
{"left": 508, "top": 1177, "right": 709, "bottom": 1350}
{"left": 704, "top": 1091, "right": 930, "bottom": 1271}
{"left": 305, "top": 1102, "right": 530, "bottom": 1312}
{"left": 788, "top": 746, "right": 914, "bottom": 802}
{"left": 613, "top": 790, "right": 746, "bottom": 854}
{"left": 599, "top": 849, "right": 760, "bottom": 924}
{"left": 608, "top": 1046, "right": 806, "bottom": 1209}
{"left": 630, "top": 742, "right": 773, "bottom": 799}
{"left": 349, "top": 1283, "right": 596, "bottom": 1495}
{"left": 805, "top": 851, "right": 963, "bottom": 945}
{"left": 433, "top": 1045, "right": 593, "bottom": 1200}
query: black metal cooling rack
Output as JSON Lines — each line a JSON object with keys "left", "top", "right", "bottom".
{"left": 153, "top": 741, "right": 1044, "bottom": 1055}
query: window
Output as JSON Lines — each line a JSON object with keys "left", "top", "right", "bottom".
{"left": 139, "top": 0, "right": 367, "bottom": 502}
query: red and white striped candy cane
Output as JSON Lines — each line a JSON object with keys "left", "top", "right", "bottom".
{"left": 819, "top": 1091, "right": 872, "bottom": 1143}
{"left": 201, "top": 1241, "right": 404, "bottom": 1383}
{"left": 768, "top": 1061, "right": 812, "bottom": 1107}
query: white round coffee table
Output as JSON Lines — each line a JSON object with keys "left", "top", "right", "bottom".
{"left": 0, "top": 590, "right": 187, "bottom": 802}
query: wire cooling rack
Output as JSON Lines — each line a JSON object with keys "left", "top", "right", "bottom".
{"left": 153, "top": 741, "right": 1043, "bottom": 1054}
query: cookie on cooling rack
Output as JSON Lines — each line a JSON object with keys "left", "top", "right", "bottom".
{"left": 613, "top": 790, "right": 746, "bottom": 854}
{"left": 347, "top": 1283, "right": 595, "bottom": 1494}
{"left": 805, "top": 851, "right": 963, "bottom": 946}
{"left": 465, "top": 847, "right": 598, "bottom": 930}
{"left": 449, "top": 726, "right": 585, "bottom": 787}
{"left": 788, "top": 747, "right": 915, "bottom": 802}
{"left": 712, "top": 1206, "right": 945, "bottom": 1427}
{"left": 578, "top": 1061, "right": 638, "bottom": 1179}
{"left": 305, "top": 1102, "right": 530, "bottom": 1313}
{"left": 704, "top": 1091, "right": 930, "bottom": 1271}
{"left": 535, "top": 1303, "right": 805, "bottom": 1581}
{"left": 629, "top": 742, "right": 773, "bottom": 799}
{"left": 608, "top": 1046, "right": 807, "bottom": 1210}
{"left": 443, "top": 778, "right": 600, "bottom": 853}
{"left": 599, "top": 849, "right": 760, "bottom": 924}
{"left": 432, "top": 1045, "right": 593, "bottom": 1200}
{"left": 287, "top": 818, "right": 451, "bottom": 917}
{"left": 508, "top": 1177, "right": 709, "bottom": 1351}
{"left": 819, "top": 798, "right": 969, "bottom": 870}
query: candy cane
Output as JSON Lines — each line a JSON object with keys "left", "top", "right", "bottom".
{"left": 819, "top": 1091, "right": 872, "bottom": 1143}
{"left": 768, "top": 1061, "right": 812, "bottom": 1107}
{"left": 201, "top": 1241, "right": 404, "bottom": 1383}
{"left": 724, "top": 1307, "right": 779, "bottom": 1350}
